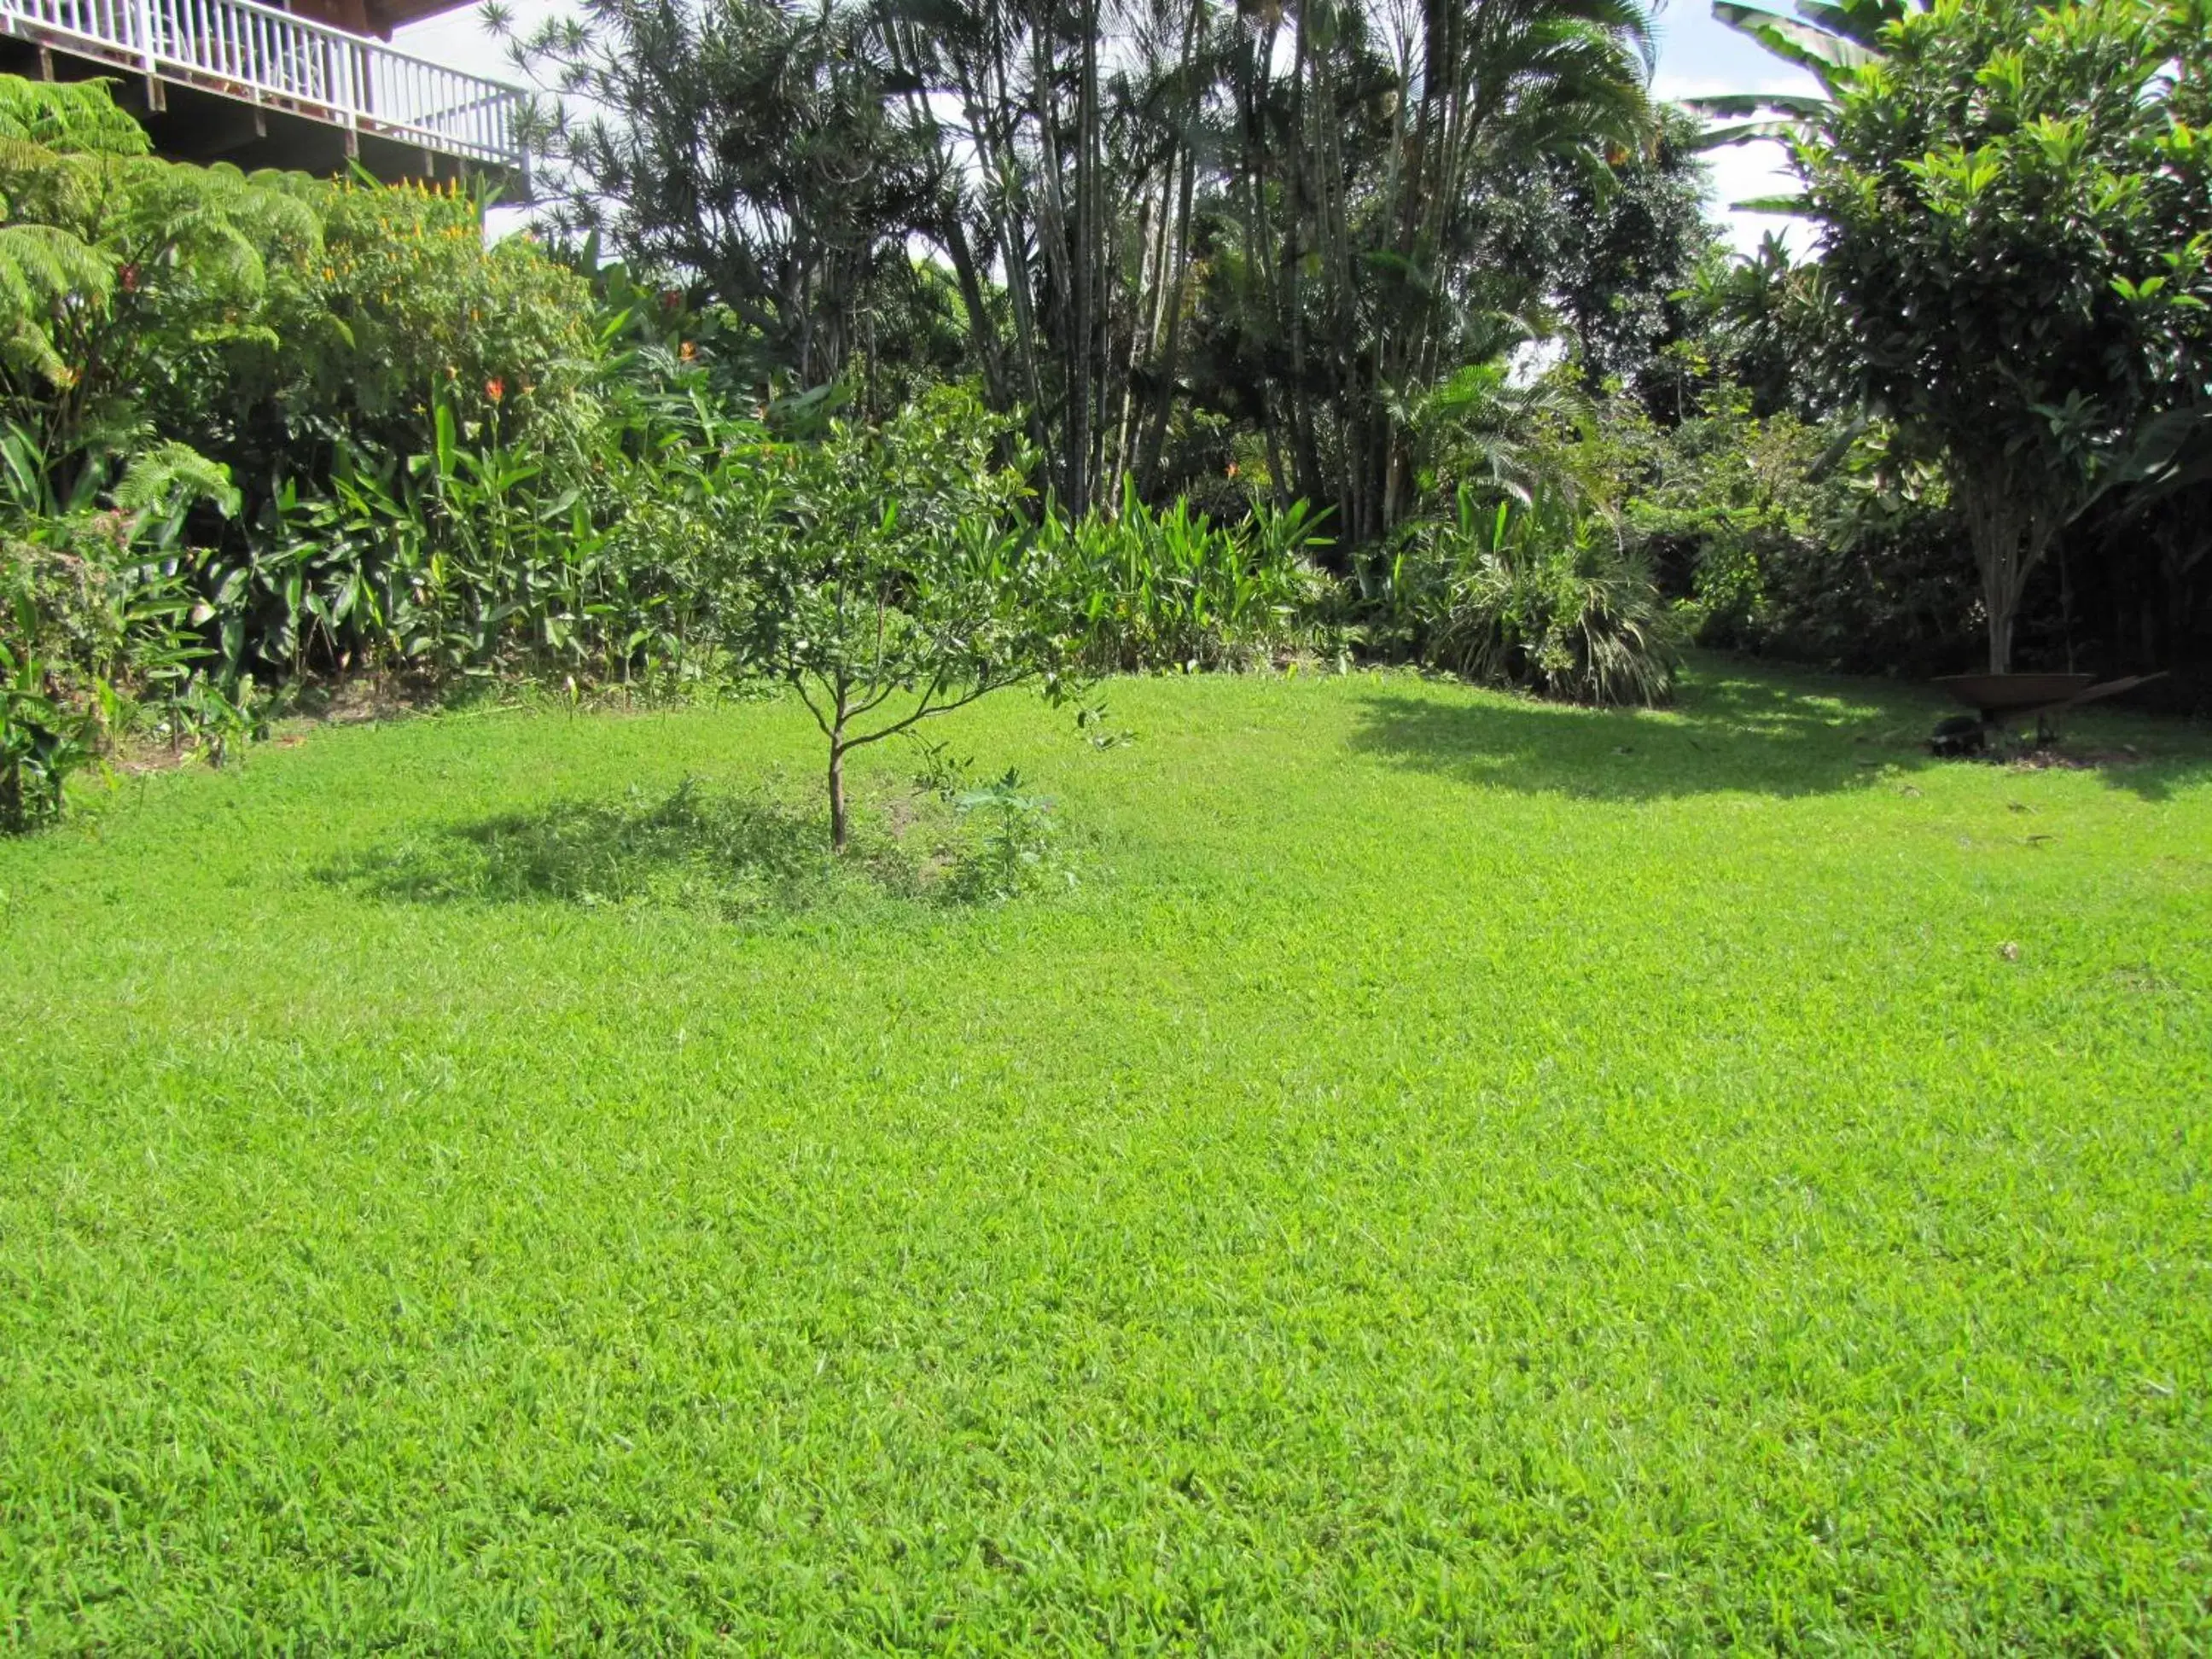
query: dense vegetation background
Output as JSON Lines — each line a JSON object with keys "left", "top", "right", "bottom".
{"left": 3, "top": 0, "right": 2209, "bottom": 832}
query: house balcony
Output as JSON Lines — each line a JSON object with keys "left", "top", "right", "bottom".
{"left": 0, "top": 0, "right": 528, "bottom": 183}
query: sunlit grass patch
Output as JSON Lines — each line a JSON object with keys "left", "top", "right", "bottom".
{"left": 1, "top": 658, "right": 2207, "bottom": 1648}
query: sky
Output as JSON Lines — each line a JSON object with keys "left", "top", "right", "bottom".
{"left": 1645, "top": 0, "right": 1822, "bottom": 252}
{"left": 395, "top": 0, "right": 1825, "bottom": 255}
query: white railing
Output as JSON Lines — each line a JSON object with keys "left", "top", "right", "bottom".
{"left": 1, "top": 0, "right": 527, "bottom": 167}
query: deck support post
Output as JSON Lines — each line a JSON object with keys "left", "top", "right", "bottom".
{"left": 133, "top": 0, "right": 157, "bottom": 80}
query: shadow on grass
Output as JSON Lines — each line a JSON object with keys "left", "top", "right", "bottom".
{"left": 323, "top": 778, "right": 934, "bottom": 919}
{"left": 1350, "top": 659, "right": 2212, "bottom": 802}
{"left": 1348, "top": 664, "right": 1930, "bottom": 801}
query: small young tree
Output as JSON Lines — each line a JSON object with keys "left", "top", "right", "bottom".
{"left": 1747, "top": 0, "right": 2212, "bottom": 672}
{"left": 713, "top": 392, "right": 1080, "bottom": 851}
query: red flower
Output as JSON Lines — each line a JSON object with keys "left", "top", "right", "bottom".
{"left": 486, "top": 377, "right": 505, "bottom": 404}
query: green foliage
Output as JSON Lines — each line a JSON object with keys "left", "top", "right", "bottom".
{"left": 707, "top": 390, "right": 1080, "bottom": 848}
{"left": 252, "top": 405, "right": 693, "bottom": 683}
{"left": 1043, "top": 483, "right": 1332, "bottom": 673}
{"left": 948, "top": 767, "right": 1062, "bottom": 901}
{"left": 1644, "top": 234, "right": 1837, "bottom": 422}
{"left": 0, "top": 75, "right": 320, "bottom": 465}
{"left": 1543, "top": 106, "right": 1729, "bottom": 394}
{"left": 195, "top": 309, "right": 757, "bottom": 691}
{"left": 1575, "top": 381, "right": 1976, "bottom": 672}
{"left": 905, "top": 731, "right": 975, "bottom": 801}
{"left": 0, "top": 75, "right": 600, "bottom": 521}
{"left": 0, "top": 422, "right": 249, "bottom": 825}
{"left": 0, "top": 77, "right": 144, "bottom": 393}
{"left": 502, "top": 0, "right": 1664, "bottom": 537}
{"left": 0, "top": 74, "right": 152, "bottom": 154}
{"left": 1379, "top": 482, "right": 1679, "bottom": 706}
{"left": 503, "top": 0, "right": 932, "bottom": 394}
{"left": 0, "top": 78, "right": 615, "bottom": 769}
{"left": 1756, "top": 0, "right": 2212, "bottom": 669}
{"left": 300, "top": 178, "right": 598, "bottom": 447}
{"left": 0, "top": 627, "right": 91, "bottom": 832}
{"left": 1397, "top": 348, "right": 1591, "bottom": 507}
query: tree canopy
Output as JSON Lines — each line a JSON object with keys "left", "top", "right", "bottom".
{"left": 1714, "top": 0, "right": 2212, "bottom": 672}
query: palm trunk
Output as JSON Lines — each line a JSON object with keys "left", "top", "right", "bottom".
{"left": 1135, "top": 138, "right": 1196, "bottom": 499}
{"left": 1067, "top": 0, "right": 1101, "bottom": 515}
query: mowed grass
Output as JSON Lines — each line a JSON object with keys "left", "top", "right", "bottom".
{"left": 2, "top": 660, "right": 2209, "bottom": 1650}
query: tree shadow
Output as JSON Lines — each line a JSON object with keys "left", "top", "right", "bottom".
{"left": 323, "top": 778, "right": 934, "bottom": 919}
{"left": 1348, "top": 659, "right": 2212, "bottom": 802}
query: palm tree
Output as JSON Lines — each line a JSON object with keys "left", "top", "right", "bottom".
{"left": 520, "top": 0, "right": 1646, "bottom": 543}
{"left": 1688, "top": 0, "right": 1906, "bottom": 154}
{"left": 501, "top": 0, "right": 934, "bottom": 395}
{"left": 1219, "top": 0, "right": 1657, "bottom": 544}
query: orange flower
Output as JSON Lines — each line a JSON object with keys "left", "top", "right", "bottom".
{"left": 486, "top": 377, "right": 505, "bottom": 404}
{"left": 679, "top": 341, "right": 696, "bottom": 362}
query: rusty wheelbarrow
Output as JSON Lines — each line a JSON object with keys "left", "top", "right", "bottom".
{"left": 1928, "top": 671, "right": 2166, "bottom": 754}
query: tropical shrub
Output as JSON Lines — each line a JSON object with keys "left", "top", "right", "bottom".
{"left": 0, "top": 427, "right": 250, "bottom": 825}
{"left": 250, "top": 403, "right": 719, "bottom": 684}
{"left": 1389, "top": 482, "right": 1679, "bottom": 707}
{"left": 0, "top": 75, "right": 319, "bottom": 474}
{"left": 1045, "top": 485, "right": 1333, "bottom": 673}
{"left": 1725, "top": 0, "right": 2212, "bottom": 672}
{"left": 1679, "top": 444, "right": 1975, "bottom": 676}
{"left": 0, "top": 74, "right": 608, "bottom": 657}
{"left": 294, "top": 178, "right": 600, "bottom": 452}
{"left": 202, "top": 307, "right": 754, "bottom": 686}
{"left": 1593, "top": 384, "right": 1976, "bottom": 675}
{"left": 0, "top": 634, "right": 91, "bottom": 831}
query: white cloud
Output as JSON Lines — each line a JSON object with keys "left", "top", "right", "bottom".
{"left": 1697, "top": 139, "right": 1810, "bottom": 256}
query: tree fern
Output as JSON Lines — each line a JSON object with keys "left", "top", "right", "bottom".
{"left": 0, "top": 76, "right": 323, "bottom": 459}
{"left": 0, "top": 222, "right": 112, "bottom": 383}
{"left": 0, "top": 77, "right": 149, "bottom": 157}
{"left": 112, "top": 440, "right": 240, "bottom": 521}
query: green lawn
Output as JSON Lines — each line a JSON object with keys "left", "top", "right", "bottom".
{"left": 3, "top": 660, "right": 2209, "bottom": 1649}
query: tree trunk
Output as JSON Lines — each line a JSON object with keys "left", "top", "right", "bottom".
{"left": 829, "top": 736, "right": 849, "bottom": 853}
{"left": 1136, "top": 137, "right": 1196, "bottom": 499}
{"left": 1067, "top": 0, "right": 1101, "bottom": 516}
{"left": 1956, "top": 460, "right": 2047, "bottom": 674}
